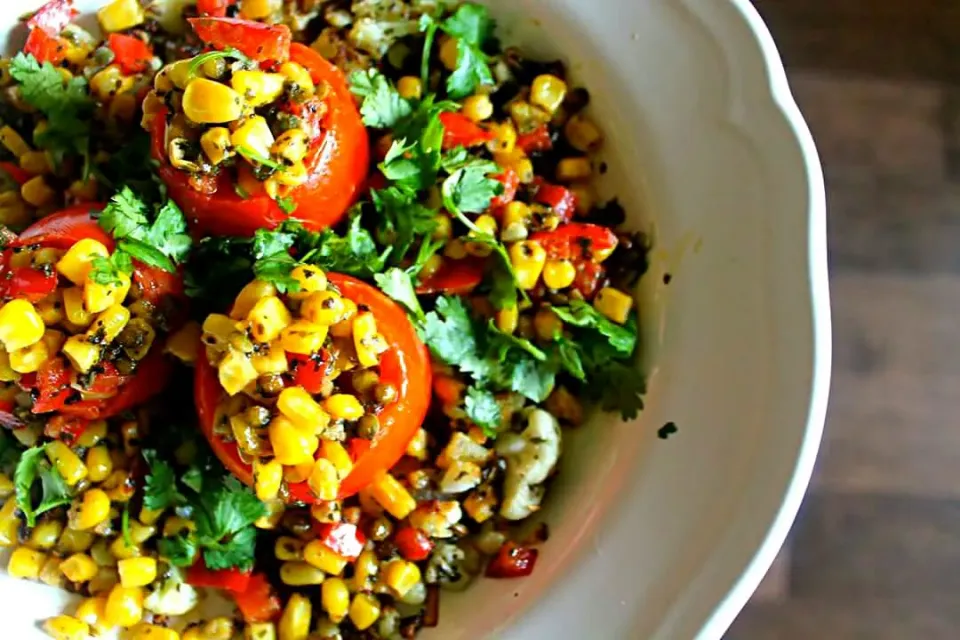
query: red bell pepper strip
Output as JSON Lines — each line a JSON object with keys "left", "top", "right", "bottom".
{"left": 314, "top": 523, "right": 365, "bottom": 559}
{"left": 0, "top": 267, "right": 58, "bottom": 302}
{"left": 23, "top": 28, "right": 68, "bottom": 65}
{"left": 188, "top": 17, "right": 291, "bottom": 62}
{"left": 106, "top": 34, "right": 154, "bottom": 75}
{"left": 415, "top": 257, "right": 485, "bottom": 296}
{"left": 197, "top": 273, "right": 432, "bottom": 501}
{"left": 196, "top": 0, "right": 234, "bottom": 17}
{"left": 25, "top": 0, "right": 77, "bottom": 36}
{"left": 233, "top": 573, "right": 282, "bottom": 623}
{"left": 186, "top": 563, "right": 253, "bottom": 594}
{"left": 394, "top": 526, "right": 434, "bottom": 562}
{"left": 346, "top": 437, "right": 371, "bottom": 462}
{"left": 530, "top": 223, "right": 618, "bottom": 263}
{"left": 153, "top": 44, "right": 368, "bottom": 237}
{"left": 485, "top": 542, "right": 539, "bottom": 578}
{"left": 439, "top": 112, "right": 494, "bottom": 149}
{"left": 489, "top": 168, "right": 519, "bottom": 209}
{"left": 516, "top": 125, "right": 552, "bottom": 154}
{"left": 43, "top": 414, "right": 89, "bottom": 444}
{"left": 0, "top": 162, "right": 31, "bottom": 186}
{"left": 287, "top": 352, "right": 327, "bottom": 395}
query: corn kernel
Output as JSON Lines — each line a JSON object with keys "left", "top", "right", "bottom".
{"left": 353, "top": 312, "right": 387, "bottom": 368}
{"left": 279, "top": 320, "right": 328, "bottom": 355}
{"left": 0, "top": 299, "right": 45, "bottom": 351}
{"left": 183, "top": 79, "right": 244, "bottom": 124}
{"left": 555, "top": 157, "right": 592, "bottom": 182}
{"left": 232, "top": 115, "right": 276, "bottom": 161}
{"left": 508, "top": 241, "right": 547, "bottom": 289}
{"left": 26, "top": 519, "right": 61, "bottom": 551}
{"left": 165, "top": 321, "right": 202, "bottom": 363}
{"left": 74, "top": 596, "right": 107, "bottom": 629}
{"left": 352, "top": 549, "right": 378, "bottom": 591}
{"left": 323, "top": 394, "right": 364, "bottom": 421}
{"left": 279, "top": 561, "right": 325, "bottom": 586}
{"left": 300, "top": 290, "right": 345, "bottom": 326}
{"left": 274, "top": 536, "right": 304, "bottom": 561}
{"left": 244, "top": 622, "right": 276, "bottom": 640}
{"left": 397, "top": 75, "right": 422, "bottom": 100}
{"left": 20, "top": 150, "right": 50, "bottom": 175}
{"left": 268, "top": 416, "right": 318, "bottom": 466}
{"left": 320, "top": 440, "right": 353, "bottom": 478}
{"left": 69, "top": 488, "right": 111, "bottom": 530}
{"left": 97, "top": 0, "right": 145, "bottom": 32}
{"left": 0, "top": 349, "right": 16, "bottom": 382}
{"left": 564, "top": 113, "right": 603, "bottom": 152}
{"left": 254, "top": 459, "right": 283, "bottom": 501}
{"left": 349, "top": 593, "right": 381, "bottom": 631}
{"left": 217, "top": 350, "right": 259, "bottom": 396}
{"left": 304, "top": 540, "right": 348, "bottom": 575}
{"left": 319, "top": 576, "right": 350, "bottom": 623}
{"left": 43, "top": 615, "right": 90, "bottom": 640}
{"left": 278, "top": 593, "right": 311, "bottom": 640}
{"left": 308, "top": 458, "right": 339, "bottom": 501}
{"left": 439, "top": 37, "right": 459, "bottom": 71}
{"left": 383, "top": 559, "right": 422, "bottom": 598}
{"left": 247, "top": 296, "right": 291, "bottom": 343}
{"left": 462, "top": 94, "right": 493, "bottom": 122}
{"left": 542, "top": 259, "right": 577, "bottom": 290}
{"left": 8, "top": 545, "right": 46, "bottom": 579}
{"left": 129, "top": 624, "right": 180, "bottom": 640}
{"left": 370, "top": 472, "right": 416, "bottom": 519}
{"left": 61, "top": 553, "right": 98, "bottom": 582}
{"left": 21, "top": 175, "right": 55, "bottom": 207}
{"left": 200, "top": 127, "right": 233, "bottom": 166}
{"left": 0, "top": 499, "right": 18, "bottom": 546}
{"left": 46, "top": 441, "right": 87, "bottom": 486}
{"left": 0, "top": 126, "right": 30, "bottom": 158}
{"left": 62, "top": 335, "right": 100, "bottom": 373}
{"left": 231, "top": 71, "right": 286, "bottom": 108}
{"left": 530, "top": 74, "right": 567, "bottom": 114}
{"left": 250, "top": 340, "right": 289, "bottom": 375}
{"left": 88, "top": 304, "right": 130, "bottom": 343}
{"left": 9, "top": 340, "right": 50, "bottom": 374}
{"left": 118, "top": 557, "right": 157, "bottom": 588}
{"left": 287, "top": 264, "right": 326, "bottom": 299}
{"left": 278, "top": 61, "right": 314, "bottom": 96}
{"left": 104, "top": 585, "right": 144, "bottom": 628}
{"left": 62, "top": 287, "right": 93, "bottom": 327}
{"left": 277, "top": 386, "right": 330, "bottom": 432}
{"left": 594, "top": 287, "right": 634, "bottom": 324}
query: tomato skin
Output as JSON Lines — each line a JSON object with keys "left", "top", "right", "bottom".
{"left": 196, "top": 0, "right": 233, "bottom": 17}
{"left": 314, "top": 523, "right": 365, "bottom": 559}
{"left": 489, "top": 168, "right": 519, "bottom": 209}
{"left": 485, "top": 543, "right": 539, "bottom": 578}
{"left": 439, "top": 112, "right": 494, "bottom": 149}
{"left": 197, "top": 273, "right": 432, "bottom": 500}
{"left": 26, "top": 0, "right": 77, "bottom": 35}
{"left": 14, "top": 204, "right": 111, "bottom": 249}
{"left": 23, "top": 27, "right": 68, "bottom": 65}
{"left": 153, "top": 46, "right": 368, "bottom": 237}
{"left": 0, "top": 162, "right": 31, "bottom": 186}
{"left": 189, "top": 17, "right": 291, "bottom": 62}
{"left": 1, "top": 267, "right": 57, "bottom": 302}
{"left": 233, "top": 573, "right": 282, "bottom": 623}
{"left": 516, "top": 125, "right": 552, "bottom": 154}
{"left": 415, "top": 257, "right": 485, "bottom": 296}
{"left": 106, "top": 34, "right": 153, "bottom": 74}
{"left": 186, "top": 563, "right": 253, "bottom": 593}
{"left": 394, "top": 526, "right": 434, "bottom": 561}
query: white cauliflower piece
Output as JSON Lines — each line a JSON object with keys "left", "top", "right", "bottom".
{"left": 497, "top": 409, "right": 562, "bottom": 521}
{"left": 347, "top": 0, "right": 439, "bottom": 57}
{"left": 143, "top": 566, "right": 199, "bottom": 617}
{"left": 439, "top": 460, "right": 483, "bottom": 494}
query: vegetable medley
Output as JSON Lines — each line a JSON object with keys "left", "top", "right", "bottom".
{"left": 0, "top": 1, "right": 650, "bottom": 638}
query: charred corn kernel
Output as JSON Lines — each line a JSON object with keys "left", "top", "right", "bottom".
{"left": 280, "top": 561, "right": 325, "bottom": 586}
{"left": 530, "top": 74, "right": 567, "bottom": 114}
{"left": 308, "top": 458, "right": 339, "bottom": 501}
{"left": 216, "top": 350, "right": 257, "bottom": 396}
{"left": 200, "top": 127, "right": 233, "bottom": 165}
{"left": 117, "top": 557, "right": 157, "bottom": 588}
{"left": 352, "top": 548, "right": 378, "bottom": 590}
{"left": 286, "top": 264, "right": 326, "bottom": 300}
{"left": 501, "top": 201, "right": 531, "bottom": 243}
{"left": 353, "top": 312, "right": 387, "bottom": 367}
{"left": 278, "top": 593, "right": 311, "bottom": 640}
{"left": 321, "top": 577, "right": 349, "bottom": 623}
{"left": 279, "top": 321, "right": 328, "bottom": 355}
{"left": 0, "top": 471, "right": 12, "bottom": 498}
{"left": 70, "top": 488, "right": 111, "bottom": 530}
{"left": 62, "top": 287, "right": 93, "bottom": 327}
{"left": 245, "top": 623, "right": 277, "bottom": 640}
{"left": 120, "top": 318, "right": 156, "bottom": 361}
{"left": 396, "top": 75, "right": 422, "bottom": 100}
{"left": 247, "top": 296, "right": 291, "bottom": 343}
{"left": 61, "top": 553, "right": 98, "bottom": 582}
{"left": 84, "top": 272, "right": 131, "bottom": 314}
{"left": 283, "top": 462, "right": 312, "bottom": 483}
{"left": 495, "top": 305, "right": 519, "bottom": 334}
{"left": 9, "top": 546, "right": 46, "bottom": 578}
{"left": 232, "top": 115, "right": 275, "bottom": 160}
{"left": 278, "top": 61, "right": 314, "bottom": 95}
{"left": 57, "top": 528, "right": 95, "bottom": 554}
{"left": 462, "top": 94, "right": 494, "bottom": 122}
{"left": 509, "top": 240, "right": 547, "bottom": 289}
{"left": 40, "top": 555, "right": 65, "bottom": 587}
{"left": 564, "top": 113, "right": 603, "bottom": 152}
{"left": 0, "top": 299, "right": 45, "bottom": 351}
{"left": 274, "top": 536, "right": 304, "bottom": 561}
{"left": 10, "top": 340, "right": 49, "bottom": 374}
{"left": 0, "top": 499, "right": 18, "bottom": 546}
{"left": 370, "top": 472, "right": 416, "bottom": 519}
{"left": 90, "top": 65, "right": 134, "bottom": 103}
{"left": 129, "top": 624, "right": 180, "bottom": 640}
{"left": 254, "top": 459, "right": 283, "bottom": 501}
{"left": 62, "top": 335, "right": 100, "bottom": 373}
{"left": 277, "top": 386, "right": 329, "bottom": 432}
{"left": 320, "top": 440, "right": 353, "bottom": 478}
{"left": 161, "top": 516, "right": 195, "bottom": 539}
{"left": 269, "top": 416, "right": 319, "bottom": 466}
{"left": 250, "top": 340, "right": 288, "bottom": 375}
{"left": 75, "top": 596, "right": 107, "bottom": 629}
{"left": 273, "top": 130, "right": 309, "bottom": 168}
{"left": 58, "top": 239, "right": 109, "bottom": 285}
{"left": 439, "top": 37, "right": 459, "bottom": 71}
{"left": 594, "top": 287, "right": 633, "bottom": 324}
{"left": 97, "top": 0, "right": 144, "bottom": 32}
{"left": 304, "top": 540, "right": 347, "bottom": 575}
{"left": 165, "top": 321, "right": 201, "bottom": 363}
{"left": 0, "top": 349, "right": 15, "bottom": 382}
{"left": 383, "top": 559, "right": 421, "bottom": 597}
{"left": 88, "top": 304, "right": 130, "bottom": 343}
{"left": 202, "top": 313, "right": 239, "bottom": 350}
{"left": 85, "top": 445, "right": 113, "bottom": 483}
{"left": 556, "top": 157, "right": 592, "bottom": 182}
{"left": 349, "top": 593, "right": 381, "bottom": 631}
{"left": 0, "top": 126, "right": 29, "bottom": 158}
{"left": 232, "top": 71, "right": 286, "bottom": 108}
{"left": 42, "top": 615, "right": 89, "bottom": 640}
{"left": 183, "top": 79, "right": 244, "bottom": 124}
{"left": 20, "top": 150, "right": 49, "bottom": 175}
{"left": 301, "top": 290, "right": 345, "bottom": 326}
{"left": 33, "top": 292, "right": 62, "bottom": 327}
{"left": 27, "top": 519, "right": 62, "bottom": 551}
{"left": 542, "top": 259, "right": 577, "bottom": 290}
{"left": 323, "top": 394, "right": 364, "bottom": 421}
{"left": 487, "top": 120, "right": 518, "bottom": 155}
{"left": 275, "top": 161, "right": 308, "bottom": 188}
{"left": 47, "top": 441, "right": 87, "bottom": 486}
{"left": 104, "top": 585, "right": 144, "bottom": 628}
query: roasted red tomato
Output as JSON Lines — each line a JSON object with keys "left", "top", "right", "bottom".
{"left": 152, "top": 42, "right": 369, "bottom": 237}
{"left": 196, "top": 273, "right": 431, "bottom": 501}
{"left": 485, "top": 542, "right": 539, "bottom": 578}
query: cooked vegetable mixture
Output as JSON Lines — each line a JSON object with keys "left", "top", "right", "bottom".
{"left": 0, "top": 1, "right": 650, "bottom": 638}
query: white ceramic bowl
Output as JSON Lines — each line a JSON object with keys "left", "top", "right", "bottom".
{"left": 0, "top": 0, "right": 831, "bottom": 638}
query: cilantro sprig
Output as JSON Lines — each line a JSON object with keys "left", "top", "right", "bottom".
{"left": 187, "top": 48, "right": 251, "bottom": 77}
{"left": 421, "top": 3, "right": 496, "bottom": 98}
{"left": 14, "top": 444, "right": 72, "bottom": 527}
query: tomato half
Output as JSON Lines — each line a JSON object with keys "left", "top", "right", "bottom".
{"left": 196, "top": 273, "right": 432, "bottom": 501}
{"left": 189, "top": 17, "right": 291, "bottom": 63}
{"left": 153, "top": 45, "right": 368, "bottom": 237}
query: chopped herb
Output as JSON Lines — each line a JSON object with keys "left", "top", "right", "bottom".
{"left": 465, "top": 387, "right": 501, "bottom": 436}
{"left": 236, "top": 146, "right": 285, "bottom": 171}
{"left": 14, "top": 445, "right": 72, "bottom": 528}
{"left": 374, "top": 267, "right": 424, "bottom": 322}
{"left": 121, "top": 504, "right": 132, "bottom": 547}
{"left": 658, "top": 422, "right": 678, "bottom": 439}
{"left": 97, "top": 187, "right": 192, "bottom": 273}
{"left": 142, "top": 449, "right": 185, "bottom": 511}
{"left": 187, "top": 48, "right": 250, "bottom": 77}
{"left": 349, "top": 69, "right": 413, "bottom": 129}
{"left": 432, "top": 3, "right": 496, "bottom": 98}
{"left": 277, "top": 195, "right": 297, "bottom": 214}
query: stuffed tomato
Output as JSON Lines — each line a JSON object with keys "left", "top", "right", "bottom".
{"left": 195, "top": 269, "right": 431, "bottom": 504}
{"left": 144, "top": 19, "right": 369, "bottom": 237}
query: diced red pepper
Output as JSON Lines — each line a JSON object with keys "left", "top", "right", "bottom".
{"left": 485, "top": 542, "right": 539, "bottom": 578}
{"left": 25, "top": 0, "right": 77, "bottom": 36}
{"left": 0, "top": 162, "right": 32, "bottom": 186}
{"left": 516, "top": 125, "right": 552, "bottom": 154}
{"left": 533, "top": 181, "right": 577, "bottom": 223}
{"left": 1, "top": 267, "right": 57, "bottom": 302}
{"left": 186, "top": 563, "right": 253, "bottom": 593}
{"left": 287, "top": 352, "right": 326, "bottom": 395}
{"left": 314, "top": 522, "right": 366, "bottom": 560}
{"left": 394, "top": 526, "right": 434, "bottom": 561}
{"left": 439, "top": 112, "right": 494, "bottom": 149}
{"left": 415, "top": 257, "right": 485, "bottom": 296}
{"left": 196, "top": 0, "right": 234, "bottom": 17}
{"left": 233, "top": 573, "right": 282, "bottom": 623}
{"left": 30, "top": 357, "right": 72, "bottom": 414}
{"left": 106, "top": 34, "right": 154, "bottom": 75}
{"left": 43, "top": 414, "right": 89, "bottom": 443}
{"left": 489, "top": 168, "right": 519, "bottom": 209}
{"left": 280, "top": 96, "right": 326, "bottom": 144}
{"left": 531, "top": 223, "right": 618, "bottom": 262}
{"left": 23, "top": 27, "right": 68, "bottom": 65}
{"left": 83, "top": 362, "right": 127, "bottom": 397}
{"left": 189, "top": 17, "right": 291, "bottom": 62}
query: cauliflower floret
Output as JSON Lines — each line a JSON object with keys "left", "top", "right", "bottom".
{"left": 143, "top": 565, "right": 199, "bottom": 617}
{"left": 497, "top": 408, "right": 561, "bottom": 521}
{"left": 439, "top": 460, "right": 483, "bottom": 494}
{"left": 346, "top": 0, "right": 439, "bottom": 57}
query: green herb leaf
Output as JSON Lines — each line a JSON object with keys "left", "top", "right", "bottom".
{"left": 442, "top": 159, "right": 502, "bottom": 214}
{"left": 374, "top": 267, "right": 424, "bottom": 321}
{"left": 419, "top": 13, "right": 440, "bottom": 87}
{"left": 158, "top": 534, "right": 198, "bottom": 568}
{"left": 192, "top": 476, "right": 266, "bottom": 572}
{"left": 369, "top": 186, "right": 437, "bottom": 265}
{"left": 555, "top": 337, "right": 586, "bottom": 381}
{"left": 464, "top": 387, "right": 501, "bottom": 436}
{"left": 439, "top": 3, "right": 495, "bottom": 98}
{"left": 202, "top": 526, "right": 258, "bottom": 571}
{"left": 551, "top": 300, "right": 637, "bottom": 356}
{"left": 277, "top": 196, "right": 297, "bottom": 214}
{"left": 349, "top": 69, "right": 413, "bottom": 129}
{"left": 585, "top": 361, "right": 646, "bottom": 420}
{"left": 236, "top": 146, "right": 284, "bottom": 171}
{"left": 88, "top": 250, "right": 134, "bottom": 286}
{"left": 142, "top": 449, "right": 185, "bottom": 511}
{"left": 187, "top": 48, "right": 250, "bottom": 77}
{"left": 301, "top": 215, "right": 391, "bottom": 278}
{"left": 14, "top": 445, "right": 72, "bottom": 528}
{"left": 98, "top": 187, "right": 192, "bottom": 273}
{"left": 122, "top": 505, "right": 132, "bottom": 547}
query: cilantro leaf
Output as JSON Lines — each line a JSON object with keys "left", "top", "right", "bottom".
{"left": 555, "top": 336, "right": 586, "bottom": 381}
{"left": 442, "top": 2, "right": 496, "bottom": 46}
{"left": 191, "top": 476, "right": 266, "bottom": 572}
{"left": 143, "top": 449, "right": 185, "bottom": 511}
{"left": 118, "top": 239, "right": 176, "bottom": 273}
{"left": 98, "top": 187, "right": 148, "bottom": 239}
{"left": 253, "top": 227, "right": 296, "bottom": 259}
{"left": 236, "top": 145, "right": 285, "bottom": 171}
{"left": 551, "top": 301, "right": 637, "bottom": 356}
{"left": 420, "top": 296, "right": 480, "bottom": 365}
{"left": 98, "top": 187, "right": 192, "bottom": 273}
{"left": 349, "top": 69, "right": 413, "bottom": 129}
{"left": 585, "top": 361, "right": 646, "bottom": 420}
{"left": 15, "top": 445, "right": 72, "bottom": 527}
{"left": 441, "top": 159, "right": 502, "bottom": 214}
{"left": 439, "top": 3, "right": 496, "bottom": 98}
{"left": 301, "top": 215, "right": 391, "bottom": 278}
{"left": 370, "top": 187, "right": 437, "bottom": 264}
{"left": 277, "top": 196, "right": 297, "bottom": 214}
{"left": 375, "top": 268, "right": 425, "bottom": 321}
{"left": 502, "top": 355, "right": 556, "bottom": 403}
{"left": 465, "top": 387, "right": 501, "bottom": 436}
{"left": 88, "top": 250, "right": 134, "bottom": 286}
{"left": 187, "top": 48, "right": 250, "bottom": 77}
{"left": 122, "top": 505, "right": 132, "bottom": 547}
{"left": 202, "top": 526, "right": 258, "bottom": 571}
{"left": 158, "top": 534, "right": 198, "bottom": 568}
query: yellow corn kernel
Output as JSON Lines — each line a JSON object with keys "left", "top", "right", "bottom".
{"left": 21, "top": 175, "right": 55, "bottom": 207}
{"left": 486, "top": 121, "right": 517, "bottom": 155}
{"left": 495, "top": 305, "right": 519, "bottom": 334}
{"left": 0, "top": 499, "right": 18, "bottom": 546}
{"left": 555, "top": 157, "right": 592, "bottom": 182}
{"left": 247, "top": 296, "right": 291, "bottom": 343}
{"left": 9, "top": 545, "right": 46, "bottom": 579}
{"left": 232, "top": 115, "right": 276, "bottom": 161}
{"left": 594, "top": 287, "right": 634, "bottom": 324}
{"left": 138, "top": 507, "right": 164, "bottom": 527}
{"left": 253, "top": 459, "right": 283, "bottom": 501}
{"left": 497, "top": 148, "right": 534, "bottom": 184}
{"left": 97, "top": 0, "right": 145, "bottom": 32}
{"left": 20, "top": 150, "right": 49, "bottom": 175}
{"left": 300, "top": 290, "right": 345, "bottom": 326}
{"left": 278, "top": 593, "right": 311, "bottom": 640}
{"left": 41, "top": 327, "right": 65, "bottom": 354}
{"left": 27, "top": 519, "right": 63, "bottom": 551}
{"left": 279, "top": 561, "right": 325, "bottom": 586}
{"left": 245, "top": 622, "right": 277, "bottom": 640}
{"left": 0, "top": 299, "right": 45, "bottom": 351}
{"left": 274, "top": 161, "right": 308, "bottom": 188}
{"left": 88, "top": 566, "right": 119, "bottom": 595}
{"left": 277, "top": 386, "right": 330, "bottom": 432}
{"left": 117, "top": 557, "right": 157, "bottom": 588}
{"left": 39, "top": 554, "right": 65, "bottom": 587}
{"left": 271, "top": 130, "right": 308, "bottom": 170}
{"left": 268, "top": 416, "right": 319, "bottom": 466}
{"left": 67, "top": 177, "right": 99, "bottom": 202}
{"left": 323, "top": 394, "right": 364, "bottom": 421}
{"left": 72, "top": 421, "right": 105, "bottom": 449}
{"left": 128, "top": 624, "right": 180, "bottom": 640}
{"left": 42, "top": 615, "right": 89, "bottom": 640}
{"left": 397, "top": 75, "right": 422, "bottom": 100}
{"left": 349, "top": 593, "right": 381, "bottom": 632}
{"left": 279, "top": 321, "right": 328, "bottom": 356}
{"left": 303, "top": 540, "right": 348, "bottom": 575}
{"left": 564, "top": 113, "right": 603, "bottom": 152}
{"left": 0, "top": 126, "right": 29, "bottom": 158}
{"left": 370, "top": 472, "right": 416, "bottom": 519}
{"left": 500, "top": 201, "right": 531, "bottom": 242}
{"left": 88, "top": 304, "right": 130, "bottom": 343}
{"left": 404, "top": 428, "right": 428, "bottom": 460}
{"left": 84, "top": 272, "right": 131, "bottom": 314}
{"left": 462, "top": 94, "right": 494, "bottom": 122}
{"left": 274, "top": 536, "right": 304, "bottom": 562}
{"left": 542, "top": 259, "right": 577, "bottom": 290}
{"left": 69, "top": 488, "right": 111, "bottom": 530}
{"left": 182, "top": 79, "right": 244, "bottom": 124}
{"left": 231, "top": 71, "right": 286, "bottom": 108}
{"left": 165, "top": 321, "right": 201, "bottom": 364}
{"left": 439, "top": 37, "right": 459, "bottom": 71}
{"left": 201, "top": 313, "right": 239, "bottom": 351}
{"left": 217, "top": 350, "right": 259, "bottom": 396}
{"left": 85, "top": 445, "right": 113, "bottom": 483}
{"left": 534, "top": 309, "right": 562, "bottom": 342}
{"left": 60, "top": 553, "right": 98, "bottom": 583}
{"left": 46, "top": 441, "right": 87, "bottom": 486}
{"left": 0, "top": 349, "right": 16, "bottom": 382}
{"left": 104, "top": 585, "right": 144, "bottom": 628}
{"left": 62, "top": 335, "right": 100, "bottom": 373}
{"left": 308, "top": 458, "right": 339, "bottom": 501}
{"left": 352, "top": 548, "right": 378, "bottom": 590}
{"left": 383, "top": 559, "right": 422, "bottom": 598}
{"left": 62, "top": 287, "right": 93, "bottom": 328}
{"left": 74, "top": 596, "right": 107, "bottom": 630}
{"left": 250, "top": 341, "right": 289, "bottom": 375}
{"left": 509, "top": 241, "right": 547, "bottom": 290}
{"left": 55, "top": 528, "right": 94, "bottom": 556}
{"left": 321, "top": 577, "right": 350, "bottom": 623}
{"left": 9, "top": 340, "right": 49, "bottom": 374}
{"left": 284, "top": 265, "right": 325, "bottom": 301}
{"left": 278, "top": 61, "right": 314, "bottom": 96}
{"left": 352, "top": 312, "right": 387, "bottom": 368}
{"left": 320, "top": 440, "right": 353, "bottom": 478}
{"left": 89, "top": 65, "right": 133, "bottom": 103}
{"left": 200, "top": 127, "right": 233, "bottom": 166}
{"left": 283, "top": 462, "right": 312, "bottom": 484}
{"left": 530, "top": 74, "right": 567, "bottom": 114}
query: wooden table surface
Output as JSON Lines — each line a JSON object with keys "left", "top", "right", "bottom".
{"left": 727, "top": 2, "right": 960, "bottom": 638}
